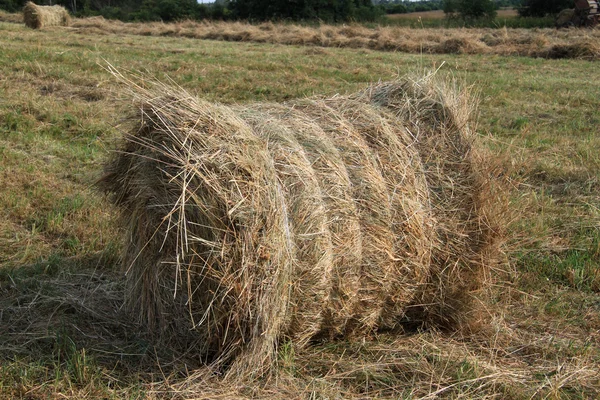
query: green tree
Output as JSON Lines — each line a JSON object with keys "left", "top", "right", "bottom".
{"left": 385, "top": 3, "right": 408, "bottom": 14}
{"left": 443, "top": 0, "right": 459, "bottom": 14}
{"left": 229, "top": 0, "right": 382, "bottom": 22}
{"left": 443, "top": 0, "right": 497, "bottom": 19}
{"left": 0, "top": 0, "right": 27, "bottom": 13}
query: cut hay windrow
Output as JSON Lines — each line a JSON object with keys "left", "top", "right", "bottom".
{"left": 99, "top": 72, "right": 505, "bottom": 377}
{"left": 23, "top": 2, "right": 70, "bottom": 29}
{"left": 64, "top": 18, "right": 600, "bottom": 61}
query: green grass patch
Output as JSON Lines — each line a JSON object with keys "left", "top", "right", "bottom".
{"left": 383, "top": 15, "right": 555, "bottom": 28}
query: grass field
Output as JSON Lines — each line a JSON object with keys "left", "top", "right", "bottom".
{"left": 385, "top": 8, "right": 555, "bottom": 28}
{"left": 0, "top": 17, "right": 599, "bottom": 399}
{"left": 1, "top": 12, "right": 598, "bottom": 60}
{"left": 387, "top": 8, "right": 519, "bottom": 20}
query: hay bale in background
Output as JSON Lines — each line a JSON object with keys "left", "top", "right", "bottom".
{"left": 99, "top": 71, "right": 504, "bottom": 377}
{"left": 23, "top": 2, "right": 70, "bottom": 29}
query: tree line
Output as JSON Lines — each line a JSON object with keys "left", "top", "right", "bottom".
{"left": 378, "top": 1, "right": 444, "bottom": 15}
{"left": 442, "top": 0, "right": 574, "bottom": 20}
{"left": 0, "top": 0, "right": 577, "bottom": 22}
{"left": 0, "top": 0, "right": 383, "bottom": 22}
{"left": 442, "top": 0, "right": 575, "bottom": 19}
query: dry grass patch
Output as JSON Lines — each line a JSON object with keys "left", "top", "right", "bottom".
{"left": 1, "top": 263, "right": 599, "bottom": 399}
{"left": 542, "top": 40, "right": 600, "bottom": 60}
{"left": 388, "top": 8, "right": 519, "bottom": 21}
{"left": 59, "top": 17, "right": 600, "bottom": 60}
{"left": 0, "top": 9, "right": 24, "bottom": 24}
{"left": 2, "top": 11, "right": 597, "bottom": 59}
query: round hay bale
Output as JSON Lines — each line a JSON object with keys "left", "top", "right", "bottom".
{"left": 99, "top": 72, "right": 504, "bottom": 376}
{"left": 23, "top": 2, "right": 70, "bottom": 29}
{"left": 555, "top": 9, "right": 576, "bottom": 28}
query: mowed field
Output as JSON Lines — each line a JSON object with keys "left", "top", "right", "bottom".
{"left": 2, "top": 11, "right": 599, "bottom": 60}
{"left": 0, "top": 16, "right": 599, "bottom": 399}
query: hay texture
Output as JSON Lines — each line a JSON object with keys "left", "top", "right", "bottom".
{"left": 99, "top": 72, "right": 503, "bottom": 377}
{"left": 23, "top": 2, "right": 70, "bottom": 29}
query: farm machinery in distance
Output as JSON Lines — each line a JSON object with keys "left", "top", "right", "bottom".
{"left": 556, "top": 0, "right": 600, "bottom": 27}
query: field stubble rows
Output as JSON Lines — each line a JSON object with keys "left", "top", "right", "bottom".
{"left": 1, "top": 11, "right": 600, "bottom": 59}
{"left": 0, "top": 19, "right": 599, "bottom": 399}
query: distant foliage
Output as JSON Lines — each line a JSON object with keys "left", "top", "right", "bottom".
{"left": 0, "top": 0, "right": 385, "bottom": 22}
{"left": 228, "top": 0, "right": 384, "bottom": 22}
{"left": 496, "top": 0, "right": 524, "bottom": 8}
{"left": 385, "top": 3, "right": 408, "bottom": 14}
{"left": 0, "top": 0, "right": 226, "bottom": 22}
{"left": 0, "top": 0, "right": 24, "bottom": 13}
{"left": 443, "top": 0, "right": 498, "bottom": 19}
{"left": 379, "top": 1, "right": 444, "bottom": 14}
{"left": 377, "top": 0, "right": 524, "bottom": 16}
{"left": 518, "top": 0, "right": 573, "bottom": 17}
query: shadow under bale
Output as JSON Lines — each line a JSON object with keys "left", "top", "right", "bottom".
{"left": 98, "top": 72, "right": 505, "bottom": 378}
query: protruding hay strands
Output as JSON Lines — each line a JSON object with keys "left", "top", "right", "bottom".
{"left": 23, "top": 2, "right": 70, "bottom": 29}
{"left": 99, "top": 70, "right": 505, "bottom": 378}
{"left": 366, "top": 77, "right": 504, "bottom": 331}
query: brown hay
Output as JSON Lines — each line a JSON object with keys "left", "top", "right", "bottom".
{"left": 436, "top": 37, "right": 487, "bottom": 54}
{"left": 66, "top": 18, "right": 600, "bottom": 60}
{"left": 98, "top": 71, "right": 505, "bottom": 377}
{"left": 23, "top": 2, "right": 70, "bottom": 29}
{"left": 541, "top": 41, "right": 600, "bottom": 60}
{"left": 366, "top": 78, "right": 501, "bottom": 331}
{"left": 0, "top": 10, "right": 25, "bottom": 24}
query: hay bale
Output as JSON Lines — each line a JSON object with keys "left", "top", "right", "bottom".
{"left": 99, "top": 72, "right": 504, "bottom": 376}
{"left": 23, "top": 2, "right": 70, "bottom": 29}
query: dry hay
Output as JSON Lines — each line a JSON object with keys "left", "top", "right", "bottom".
{"left": 366, "top": 79, "right": 504, "bottom": 331}
{"left": 23, "top": 2, "right": 70, "bottom": 29}
{"left": 542, "top": 40, "right": 600, "bottom": 60}
{"left": 67, "top": 18, "right": 600, "bottom": 60}
{"left": 435, "top": 37, "right": 488, "bottom": 54}
{"left": 0, "top": 10, "right": 25, "bottom": 24}
{"left": 99, "top": 71, "right": 505, "bottom": 377}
